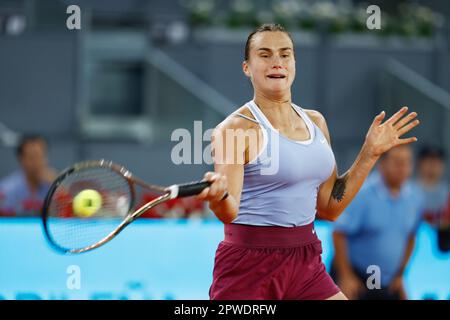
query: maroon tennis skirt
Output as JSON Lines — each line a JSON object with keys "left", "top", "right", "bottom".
{"left": 209, "top": 222, "right": 340, "bottom": 300}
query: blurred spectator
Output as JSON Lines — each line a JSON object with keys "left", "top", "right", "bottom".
{"left": 415, "top": 145, "right": 448, "bottom": 226}
{"left": 0, "top": 135, "right": 57, "bottom": 216}
{"left": 331, "top": 145, "right": 424, "bottom": 300}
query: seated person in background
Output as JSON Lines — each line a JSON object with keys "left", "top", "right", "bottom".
{"left": 331, "top": 145, "right": 424, "bottom": 300}
{"left": 0, "top": 135, "right": 57, "bottom": 216}
{"left": 415, "top": 146, "right": 448, "bottom": 226}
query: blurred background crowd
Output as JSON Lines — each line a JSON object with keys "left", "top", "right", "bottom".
{"left": 0, "top": 0, "right": 449, "bottom": 300}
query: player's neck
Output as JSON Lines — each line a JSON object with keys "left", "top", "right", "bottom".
{"left": 253, "top": 91, "right": 291, "bottom": 109}
{"left": 253, "top": 91, "right": 292, "bottom": 118}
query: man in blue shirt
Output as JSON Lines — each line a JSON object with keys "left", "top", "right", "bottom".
{"left": 331, "top": 145, "right": 424, "bottom": 300}
{"left": 0, "top": 135, "right": 56, "bottom": 216}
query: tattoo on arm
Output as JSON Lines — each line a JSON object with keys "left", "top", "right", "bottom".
{"left": 331, "top": 174, "right": 348, "bottom": 202}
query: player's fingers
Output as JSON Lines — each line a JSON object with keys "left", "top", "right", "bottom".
{"left": 201, "top": 173, "right": 227, "bottom": 200}
{"left": 372, "top": 110, "right": 386, "bottom": 126}
{"left": 196, "top": 187, "right": 210, "bottom": 200}
{"left": 397, "top": 119, "right": 420, "bottom": 136}
{"left": 204, "top": 173, "right": 222, "bottom": 190}
{"left": 203, "top": 171, "right": 216, "bottom": 182}
{"left": 208, "top": 180, "right": 220, "bottom": 199}
{"left": 394, "top": 112, "right": 417, "bottom": 129}
{"left": 397, "top": 136, "right": 418, "bottom": 145}
{"left": 215, "top": 172, "right": 227, "bottom": 192}
{"left": 202, "top": 172, "right": 210, "bottom": 182}
{"left": 385, "top": 106, "right": 408, "bottom": 125}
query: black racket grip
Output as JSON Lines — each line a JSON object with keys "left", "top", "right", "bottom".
{"left": 177, "top": 181, "right": 212, "bottom": 198}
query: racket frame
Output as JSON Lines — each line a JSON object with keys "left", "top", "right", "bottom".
{"left": 42, "top": 159, "right": 210, "bottom": 254}
{"left": 42, "top": 160, "right": 171, "bottom": 254}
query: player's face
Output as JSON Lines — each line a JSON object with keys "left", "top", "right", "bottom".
{"left": 243, "top": 31, "right": 295, "bottom": 97}
{"left": 19, "top": 140, "right": 48, "bottom": 179}
{"left": 380, "top": 146, "right": 413, "bottom": 189}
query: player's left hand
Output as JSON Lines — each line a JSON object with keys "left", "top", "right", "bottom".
{"left": 364, "top": 106, "right": 420, "bottom": 158}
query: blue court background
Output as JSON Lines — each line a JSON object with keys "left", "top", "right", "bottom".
{"left": 0, "top": 219, "right": 449, "bottom": 300}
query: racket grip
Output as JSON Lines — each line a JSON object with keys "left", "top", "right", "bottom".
{"left": 169, "top": 181, "right": 212, "bottom": 198}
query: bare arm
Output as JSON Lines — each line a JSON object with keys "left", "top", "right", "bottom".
{"left": 196, "top": 109, "right": 258, "bottom": 224}
{"left": 310, "top": 107, "right": 419, "bottom": 221}
{"left": 208, "top": 127, "right": 244, "bottom": 223}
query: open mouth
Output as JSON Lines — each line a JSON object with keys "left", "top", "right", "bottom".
{"left": 267, "top": 74, "right": 286, "bottom": 79}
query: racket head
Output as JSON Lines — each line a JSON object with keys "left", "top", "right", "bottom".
{"left": 42, "top": 160, "right": 137, "bottom": 254}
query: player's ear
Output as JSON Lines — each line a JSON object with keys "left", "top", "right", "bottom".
{"left": 242, "top": 60, "right": 251, "bottom": 78}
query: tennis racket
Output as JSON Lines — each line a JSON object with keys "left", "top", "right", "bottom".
{"left": 42, "top": 159, "right": 211, "bottom": 254}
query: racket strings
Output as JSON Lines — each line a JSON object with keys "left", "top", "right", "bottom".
{"left": 45, "top": 167, "right": 133, "bottom": 251}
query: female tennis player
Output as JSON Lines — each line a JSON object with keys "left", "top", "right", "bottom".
{"left": 196, "top": 24, "right": 420, "bottom": 300}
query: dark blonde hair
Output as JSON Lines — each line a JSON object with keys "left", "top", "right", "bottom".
{"left": 244, "top": 23, "right": 294, "bottom": 61}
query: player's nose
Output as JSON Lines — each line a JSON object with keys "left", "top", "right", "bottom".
{"left": 271, "top": 63, "right": 283, "bottom": 70}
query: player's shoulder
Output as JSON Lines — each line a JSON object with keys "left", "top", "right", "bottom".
{"left": 302, "top": 107, "right": 327, "bottom": 127}
{"left": 215, "top": 105, "right": 259, "bottom": 133}
{"left": 301, "top": 107, "right": 331, "bottom": 140}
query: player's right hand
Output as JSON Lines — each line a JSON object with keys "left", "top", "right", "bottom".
{"left": 196, "top": 171, "right": 228, "bottom": 203}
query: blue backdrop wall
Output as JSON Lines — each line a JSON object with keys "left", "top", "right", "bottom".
{"left": 0, "top": 219, "right": 449, "bottom": 300}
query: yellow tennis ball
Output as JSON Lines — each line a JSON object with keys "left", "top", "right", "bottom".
{"left": 72, "top": 189, "right": 102, "bottom": 217}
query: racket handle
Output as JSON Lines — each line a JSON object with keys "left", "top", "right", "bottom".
{"left": 167, "top": 181, "right": 212, "bottom": 199}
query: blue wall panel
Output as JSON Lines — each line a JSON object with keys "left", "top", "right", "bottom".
{"left": 0, "top": 219, "right": 449, "bottom": 300}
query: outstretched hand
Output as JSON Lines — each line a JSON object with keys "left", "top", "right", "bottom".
{"left": 364, "top": 106, "right": 420, "bottom": 158}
